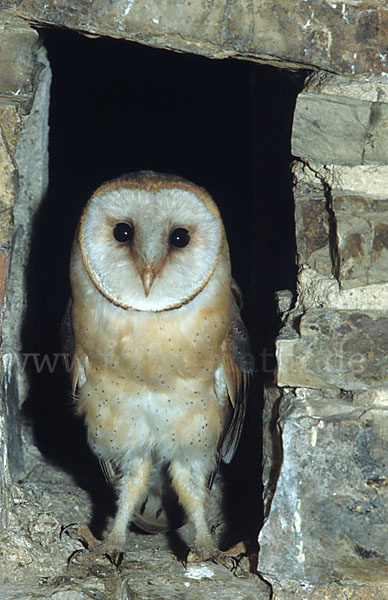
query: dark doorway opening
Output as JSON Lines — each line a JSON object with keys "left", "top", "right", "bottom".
{"left": 23, "top": 28, "right": 307, "bottom": 551}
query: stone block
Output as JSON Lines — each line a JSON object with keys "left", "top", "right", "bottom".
{"left": 363, "top": 102, "right": 388, "bottom": 164}
{"left": 295, "top": 265, "right": 388, "bottom": 312}
{"left": 0, "top": 105, "right": 23, "bottom": 155}
{"left": 0, "top": 126, "right": 17, "bottom": 244}
{"left": 293, "top": 162, "right": 388, "bottom": 289}
{"left": 0, "top": 18, "right": 40, "bottom": 109}
{"left": 292, "top": 92, "right": 371, "bottom": 165}
{"left": 303, "top": 71, "right": 388, "bottom": 104}
{"left": 334, "top": 195, "right": 388, "bottom": 288}
{"left": 7, "top": 0, "right": 388, "bottom": 76}
{"left": 259, "top": 386, "right": 388, "bottom": 586}
{"left": 292, "top": 72, "right": 388, "bottom": 165}
{"left": 303, "top": 73, "right": 388, "bottom": 166}
{"left": 293, "top": 181, "right": 332, "bottom": 275}
{"left": 277, "top": 308, "right": 388, "bottom": 391}
{"left": 294, "top": 162, "right": 388, "bottom": 200}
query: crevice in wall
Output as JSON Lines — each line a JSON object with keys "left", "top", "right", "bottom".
{"left": 323, "top": 181, "right": 340, "bottom": 283}
{"left": 262, "top": 387, "right": 284, "bottom": 522}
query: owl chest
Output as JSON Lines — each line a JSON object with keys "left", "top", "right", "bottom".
{"left": 79, "top": 370, "right": 224, "bottom": 463}
{"left": 77, "top": 297, "right": 227, "bottom": 382}
{"left": 74, "top": 290, "right": 229, "bottom": 460}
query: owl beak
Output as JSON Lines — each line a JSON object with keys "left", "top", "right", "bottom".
{"left": 141, "top": 264, "right": 156, "bottom": 297}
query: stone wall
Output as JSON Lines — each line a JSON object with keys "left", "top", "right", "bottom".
{"left": 259, "top": 73, "right": 388, "bottom": 597}
{"left": 0, "top": 16, "right": 50, "bottom": 529}
{"left": 1, "top": 1, "right": 388, "bottom": 598}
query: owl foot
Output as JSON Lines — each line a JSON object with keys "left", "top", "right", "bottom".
{"left": 68, "top": 543, "right": 123, "bottom": 568}
{"left": 61, "top": 523, "right": 123, "bottom": 568}
{"left": 186, "top": 547, "right": 237, "bottom": 570}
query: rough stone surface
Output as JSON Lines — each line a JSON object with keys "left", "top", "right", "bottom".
{"left": 0, "top": 16, "right": 40, "bottom": 110}
{"left": 292, "top": 93, "right": 373, "bottom": 166}
{"left": 261, "top": 385, "right": 282, "bottom": 522}
{"left": 0, "top": 426, "right": 271, "bottom": 600}
{"left": 268, "top": 71, "right": 388, "bottom": 594}
{"left": 259, "top": 386, "right": 388, "bottom": 586}
{"left": 0, "top": 386, "right": 12, "bottom": 531}
{"left": 277, "top": 308, "right": 388, "bottom": 390}
{"left": 0, "top": 125, "right": 17, "bottom": 245}
{"left": 272, "top": 582, "right": 388, "bottom": 599}
{"left": 1, "top": 0, "right": 388, "bottom": 75}
{"left": 292, "top": 74, "right": 388, "bottom": 166}
{"left": 293, "top": 179, "right": 331, "bottom": 277}
{"left": 302, "top": 71, "right": 388, "bottom": 104}
{"left": 296, "top": 265, "right": 388, "bottom": 312}
{"left": 293, "top": 162, "right": 388, "bottom": 290}
{"left": 295, "top": 161, "right": 388, "bottom": 199}
{"left": 334, "top": 194, "right": 388, "bottom": 289}
{"left": 0, "top": 26, "right": 50, "bottom": 533}
{"left": 0, "top": 104, "right": 23, "bottom": 155}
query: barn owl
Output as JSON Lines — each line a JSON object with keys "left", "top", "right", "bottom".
{"left": 68, "top": 171, "right": 251, "bottom": 567}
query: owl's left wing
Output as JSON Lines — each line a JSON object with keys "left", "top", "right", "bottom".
{"left": 60, "top": 297, "right": 88, "bottom": 394}
{"left": 217, "top": 281, "right": 253, "bottom": 465}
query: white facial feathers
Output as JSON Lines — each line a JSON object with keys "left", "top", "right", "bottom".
{"left": 79, "top": 185, "right": 224, "bottom": 311}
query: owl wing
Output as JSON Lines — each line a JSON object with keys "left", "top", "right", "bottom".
{"left": 62, "top": 299, "right": 114, "bottom": 483}
{"left": 218, "top": 280, "right": 253, "bottom": 464}
{"left": 60, "top": 297, "right": 88, "bottom": 394}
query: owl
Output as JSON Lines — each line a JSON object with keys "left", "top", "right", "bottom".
{"left": 68, "top": 171, "right": 251, "bottom": 567}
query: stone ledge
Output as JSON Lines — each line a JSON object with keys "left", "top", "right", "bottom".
{"left": 295, "top": 266, "right": 388, "bottom": 312}
{"left": 304, "top": 71, "right": 388, "bottom": 104}
{"left": 3, "top": 0, "right": 388, "bottom": 75}
{"left": 293, "top": 161, "right": 388, "bottom": 199}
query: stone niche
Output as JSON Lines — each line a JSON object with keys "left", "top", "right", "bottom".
{"left": 1, "top": 2, "right": 388, "bottom": 599}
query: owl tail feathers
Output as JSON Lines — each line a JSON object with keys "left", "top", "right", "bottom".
{"left": 132, "top": 464, "right": 186, "bottom": 534}
{"left": 99, "top": 459, "right": 186, "bottom": 533}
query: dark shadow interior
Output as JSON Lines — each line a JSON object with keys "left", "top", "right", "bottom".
{"left": 22, "top": 28, "right": 307, "bottom": 550}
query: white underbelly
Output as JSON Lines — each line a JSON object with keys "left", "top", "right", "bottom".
{"left": 83, "top": 388, "right": 223, "bottom": 467}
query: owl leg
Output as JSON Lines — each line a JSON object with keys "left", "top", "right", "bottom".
{"left": 103, "top": 456, "right": 152, "bottom": 559}
{"left": 68, "top": 456, "right": 152, "bottom": 566}
{"left": 169, "top": 459, "right": 235, "bottom": 569}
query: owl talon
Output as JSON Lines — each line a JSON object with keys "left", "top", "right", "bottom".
{"left": 67, "top": 548, "right": 87, "bottom": 566}
{"left": 186, "top": 548, "right": 237, "bottom": 570}
{"left": 67, "top": 542, "right": 123, "bottom": 568}
{"left": 210, "top": 551, "right": 238, "bottom": 570}
{"left": 63, "top": 523, "right": 123, "bottom": 567}
{"left": 60, "top": 522, "right": 81, "bottom": 541}
{"left": 105, "top": 549, "right": 124, "bottom": 567}
{"left": 61, "top": 523, "right": 100, "bottom": 550}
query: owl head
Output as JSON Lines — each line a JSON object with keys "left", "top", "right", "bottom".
{"left": 77, "top": 171, "right": 228, "bottom": 312}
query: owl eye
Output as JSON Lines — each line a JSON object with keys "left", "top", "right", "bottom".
{"left": 169, "top": 228, "right": 190, "bottom": 248}
{"left": 113, "top": 222, "right": 134, "bottom": 243}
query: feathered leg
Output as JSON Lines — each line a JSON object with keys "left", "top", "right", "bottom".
{"left": 169, "top": 458, "right": 235, "bottom": 569}
{"left": 68, "top": 456, "right": 152, "bottom": 565}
